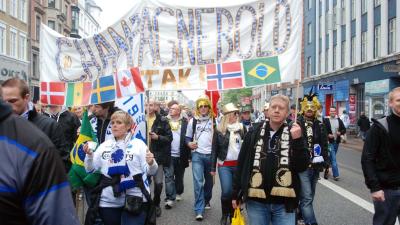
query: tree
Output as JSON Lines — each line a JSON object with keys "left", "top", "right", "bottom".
{"left": 221, "top": 88, "right": 252, "bottom": 106}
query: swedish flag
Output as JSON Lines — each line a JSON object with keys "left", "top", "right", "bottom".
{"left": 243, "top": 56, "right": 281, "bottom": 87}
{"left": 90, "top": 75, "right": 116, "bottom": 104}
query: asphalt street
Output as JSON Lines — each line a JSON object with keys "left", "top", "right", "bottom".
{"left": 156, "top": 144, "right": 379, "bottom": 225}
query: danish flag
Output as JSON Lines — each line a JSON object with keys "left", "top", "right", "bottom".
{"left": 40, "top": 82, "right": 66, "bottom": 105}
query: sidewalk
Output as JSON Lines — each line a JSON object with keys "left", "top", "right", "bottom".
{"left": 341, "top": 136, "right": 364, "bottom": 152}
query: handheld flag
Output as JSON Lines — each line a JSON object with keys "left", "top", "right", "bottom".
{"left": 68, "top": 110, "right": 100, "bottom": 190}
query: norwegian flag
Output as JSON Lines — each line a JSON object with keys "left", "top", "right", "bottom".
{"left": 206, "top": 61, "right": 244, "bottom": 91}
{"left": 115, "top": 67, "right": 145, "bottom": 98}
{"left": 40, "top": 82, "right": 66, "bottom": 105}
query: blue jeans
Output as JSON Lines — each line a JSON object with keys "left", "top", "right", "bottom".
{"left": 164, "top": 157, "right": 185, "bottom": 201}
{"left": 373, "top": 189, "right": 400, "bottom": 225}
{"left": 246, "top": 200, "right": 295, "bottom": 225}
{"left": 99, "top": 207, "right": 147, "bottom": 225}
{"left": 218, "top": 166, "right": 236, "bottom": 200}
{"left": 329, "top": 143, "right": 340, "bottom": 177}
{"left": 299, "top": 168, "right": 319, "bottom": 224}
{"left": 191, "top": 151, "right": 213, "bottom": 215}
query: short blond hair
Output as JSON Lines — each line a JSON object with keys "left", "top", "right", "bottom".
{"left": 269, "top": 94, "right": 290, "bottom": 111}
{"left": 389, "top": 87, "right": 400, "bottom": 102}
{"left": 111, "top": 110, "right": 133, "bottom": 128}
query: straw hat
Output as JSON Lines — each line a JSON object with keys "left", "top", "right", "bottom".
{"left": 222, "top": 103, "right": 239, "bottom": 115}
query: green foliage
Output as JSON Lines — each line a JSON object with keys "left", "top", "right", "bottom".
{"left": 221, "top": 88, "right": 252, "bottom": 106}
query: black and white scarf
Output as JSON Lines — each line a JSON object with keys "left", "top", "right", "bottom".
{"left": 248, "top": 121, "right": 296, "bottom": 199}
{"left": 305, "top": 120, "right": 324, "bottom": 164}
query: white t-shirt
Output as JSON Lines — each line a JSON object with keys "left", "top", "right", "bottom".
{"left": 340, "top": 114, "right": 350, "bottom": 128}
{"left": 85, "top": 138, "right": 158, "bottom": 207}
{"left": 171, "top": 126, "right": 181, "bottom": 157}
{"left": 186, "top": 118, "right": 213, "bottom": 155}
{"left": 329, "top": 118, "right": 339, "bottom": 139}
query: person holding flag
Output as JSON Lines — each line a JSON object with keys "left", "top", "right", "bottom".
{"left": 84, "top": 110, "right": 157, "bottom": 225}
{"left": 69, "top": 110, "right": 101, "bottom": 192}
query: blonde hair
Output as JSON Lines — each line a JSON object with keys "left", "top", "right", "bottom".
{"left": 270, "top": 94, "right": 290, "bottom": 111}
{"left": 389, "top": 87, "right": 400, "bottom": 102}
{"left": 217, "top": 112, "right": 238, "bottom": 135}
{"left": 111, "top": 110, "right": 133, "bottom": 128}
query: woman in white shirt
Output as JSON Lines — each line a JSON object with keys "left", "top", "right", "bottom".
{"left": 211, "top": 103, "right": 246, "bottom": 225}
{"left": 84, "top": 110, "right": 157, "bottom": 225}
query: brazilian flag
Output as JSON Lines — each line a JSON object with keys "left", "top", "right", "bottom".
{"left": 243, "top": 56, "right": 281, "bottom": 87}
{"left": 68, "top": 110, "right": 100, "bottom": 190}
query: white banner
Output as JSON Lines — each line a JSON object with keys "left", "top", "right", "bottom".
{"left": 115, "top": 93, "right": 147, "bottom": 144}
{"left": 40, "top": 0, "right": 302, "bottom": 86}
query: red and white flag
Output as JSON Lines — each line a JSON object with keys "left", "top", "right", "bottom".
{"left": 206, "top": 61, "right": 243, "bottom": 91}
{"left": 115, "top": 67, "right": 145, "bottom": 98}
{"left": 40, "top": 82, "right": 66, "bottom": 105}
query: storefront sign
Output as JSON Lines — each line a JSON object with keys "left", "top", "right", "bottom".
{"left": 383, "top": 64, "right": 400, "bottom": 72}
{"left": 318, "top": 83, "right": 333, "bottom": 90}
{"left": 349, "top": 94, "right": 356, "bottom": 125}
{"left": 271, "top": 90, "right": 279, "bottom": 95}
{"left": 365, "top": 79, "right": 389, "bottom": 94}
{"left": 0, "top": 67, "right": 28, "bottom": 81}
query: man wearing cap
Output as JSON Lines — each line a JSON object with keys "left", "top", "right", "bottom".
{"left": 240, "top": 104, "right": 254, "bottom": 131}
{"left": 297, "top": 92, "right": 329, "bottom": 225}
{"left": 186, "top": 95, "right": 216, "bottom": 221}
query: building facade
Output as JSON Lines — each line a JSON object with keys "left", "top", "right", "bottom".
{"left": 303, "top": 0, "right": 400, "bottom": 124}
{"left": 70, "top": 0, "right": 101, "bottom": 38}
{"left": 0, "top": 0, "right": 29, "bottom": 84}
{"left": 149, "top": 90, "right": 190, "bottom": 106}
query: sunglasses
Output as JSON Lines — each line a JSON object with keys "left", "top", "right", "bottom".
{"left": 198, "top": 105, "right": 209, "bottom": 109}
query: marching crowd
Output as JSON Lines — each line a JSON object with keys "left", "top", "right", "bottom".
{"left": 0, "top": 77, "right": 400, "bottom": 225}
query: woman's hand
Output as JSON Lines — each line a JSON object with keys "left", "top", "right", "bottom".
{"left": 232, "top": 199, "right": 239, "bottom": 209}
{"left": 146, "top": 150, "right": 154, "bottom": 165}
{"left": 188, "top": 141, "right": 198, "bottom": 150}
{"left": 83, "top": 143, "right": 92, "bottom": 155}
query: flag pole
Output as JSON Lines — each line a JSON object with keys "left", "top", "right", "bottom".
{"left": 294, "top": 80, "right": 300, "bottom": 122}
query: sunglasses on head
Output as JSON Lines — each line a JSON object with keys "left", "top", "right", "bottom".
{"left": 198, "top": 105, "right": 209, "bottom": 109}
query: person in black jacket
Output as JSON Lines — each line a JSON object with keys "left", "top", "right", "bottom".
{"left": 211, "top": 103, "right": 246, "bottom": 225}
{"left": 232, "top": 94, "right": 309, "bottom": 225}
{"left": 361, "top": 87, "right": 400, "bottom": 225}
{"left": 47, "top": 105, "right": 81, "bottom": 171}
{"left": 0, "top": 96, "right": 80, "bottom": 225}
{"left": 164, "top": 100, "right": 190, "bottom": 209}
{"left": 297, "top": 93, "right": 329, "bottom": 225}
{"left": 357, "top": 112, "right": 371, "bottom": 141}
{"left": 1, "top": 78, "right": 70, "bottom": 171}
{"left": 323, "top": 107, "right": 346, "bottom": 181}
{"left": 90, "top": 102, "right": 118, "bottom": 144}
{"left": 147, "top": 99, "right": 173, "bottom": 217}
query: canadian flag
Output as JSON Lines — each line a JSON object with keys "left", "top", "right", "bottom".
{"left": 115, "top": 67, "right": 145, "bottom": 98}
{"left": 40, "top": 82, "right": 66, "bottom": 105}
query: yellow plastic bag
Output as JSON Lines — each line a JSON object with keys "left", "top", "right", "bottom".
{"left": 231, "top": 207, "right": 245, "bottom": 225}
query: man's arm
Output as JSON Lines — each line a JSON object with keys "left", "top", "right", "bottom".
{"left": 361, "top": 125, "right": 383, "bottom": 194}
{"left": 23, "top": 140, "right": 80, "bottom": 225}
